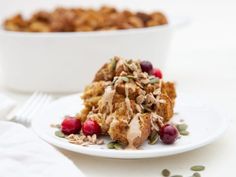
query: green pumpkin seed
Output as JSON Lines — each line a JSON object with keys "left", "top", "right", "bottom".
{"left": 107, "top": 142, "right": 115, "bottom": 149}
{"left": 192, "top": 172, "right": 201, "bottom": 177}
{"left": 149, "top": 77, "right": 159, "bottom": 84}
{"left": 107, "top": 141, "right": 123, "bottom": 150}
{"left": 50, "top": 124, "right": 61, "bottom": 129}
{"left": 170, "top": 175, "right": 183, "bottom": 177}
{"left": 113, "top": 143, "right": 122, "bottom": 150}
{"left": 121, "top": 77, "right": 129, "bottom": 82}
{"left": 176, "top": 123, "right": 188, "bottom": 131}
{"left": 55, "top": 130, "right": 65, "bottom": 138}
{"left": 110, "top": 58, "right": 117, "bottom": 70}
{"left": 126, "top": 75, "right": 136, "bottom": 80}
{"left": 148, "top": 131, "right": 159, "bottom": 145}
{"left": 161, "top": 169, "right": 171, "bottom": 177}
{"left": 190, "top": 165, "right": 205, "bottom": 171}
{"left": 179, "top": 130, "right": 190, "bottom": 136}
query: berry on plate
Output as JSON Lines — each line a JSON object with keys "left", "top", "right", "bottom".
{"left": 61, "top": 116, "right": 81, "bottom": 135}
{"left": 82, "top": 119, "right": 101, "bottom": 136}
{"left": 159, "top": 124, "right": 178, "bottom": 144}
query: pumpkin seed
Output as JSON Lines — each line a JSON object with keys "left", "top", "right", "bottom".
{"left": 126, "top": 75, "right": 136, "bottom": 80}
{"left": 179, "top": 130, "right": 190, "bottom": 136}
{"left": 176, "top": 123, "right": 188, "bottom": 131}
{"left": 121, "top": 76, "right": 129, "bottom": 82}
{"left": 107, "top": 142, "right": 115, "bottom": 149}
{"left": 113, "top": 143, "right": 122, "bottom": 150}
{"left": 161, "top": 169, "right": 171, "bottom": 177}
{"left": 148, "top": 131, "right": 159, "bottom": 145}
{"left": 170, "top": 175, "right": 183, "bottom": 177}
{"left": 192, "top": 172, "right": 201, "bottom": 177}
{"left": 55, "top": 130, "right": 65, "bottom": 138}
{"left": 190, "top": 165, "right": 205, "bottom": 171}
{"left": 50, "top": 124, "right": 61, "bottom": 129}
{"left": 107, "top": 141, "right": 123, "bottom": 150}
{"left": 110, "top": 58, "right": 117, "bottom": 70}
{"left": 149, "top": 77, "right": 159, "bottom": 84}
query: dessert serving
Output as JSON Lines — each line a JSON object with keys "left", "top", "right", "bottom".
{"left": 53, "top": 56, "right": 185, "bottom": 149}
{"left": 3, "top": 6, "right": 167, "bottom": 32}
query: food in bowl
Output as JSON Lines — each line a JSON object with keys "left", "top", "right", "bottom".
{"left": 53, "top": 56, "right": 181, "bottom": 149}
{"left": 3, "top": 6, "right": 167, "bottom": 32}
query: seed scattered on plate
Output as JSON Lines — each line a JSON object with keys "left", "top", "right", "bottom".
{"left": 50, "top": 124, "right": 61, "bottom": 129}
{"left": 179, "top": 130, "right": 190, "bottom": 136}
{"left": 192, "top": 172, "right": 201, "bottom": 177}
{"left": 176, "top": 123, "right": 188, "bottom": 131}
{"left": 107, "top": 141, "right": 123, "bottom": 150}
{"left": 175, "top": 123, "right": 190, "bottom": 136}
{"left": 55, "top": 130, "right": 65, "bottom": 138}
{"left": 190, "top": 165, "right": 205, "bottom": 172}
{"left": 161, "top": 169, "right": 171, "bottom": 177}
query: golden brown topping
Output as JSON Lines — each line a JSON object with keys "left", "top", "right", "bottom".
{"left": 3, "top": 6, "right": 167, "bottom": 32}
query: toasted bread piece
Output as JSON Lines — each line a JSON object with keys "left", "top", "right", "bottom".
{"left": 108, "top": 113, "right": 151, "bottom": 148}
{"left": 156, "top": 94, "right": 174, "bottom": 122}
{"left": 108, "top": 116, "right": 129, "bottom": 145}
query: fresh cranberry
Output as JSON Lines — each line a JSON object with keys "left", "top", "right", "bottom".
{"left": 61, "top": 116, "right": 81, "bottom": 135}
{"left": 82, "top": 119, "right": 101, "bottom": 136}
{"left": 152, "top": 68, "right": 163, "bottom": 79}
{"left": 140, "top": 61, "right": 153, "bottom": 74}
{"left": 160, "top": 124, "right": 178, "bottom": 144}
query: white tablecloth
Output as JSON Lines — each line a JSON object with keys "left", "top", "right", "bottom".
{"left": 0, "top": 0, "right": 235, "bottom": 176}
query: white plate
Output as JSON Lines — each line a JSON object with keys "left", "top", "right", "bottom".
{"left": 32, "top": 94, "right": 229, "bottom": 159}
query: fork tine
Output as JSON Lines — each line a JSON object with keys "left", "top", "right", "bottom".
{"left": 14, "top": 91, "right": 40, "bottom": 122}
{"left": 17, "top": 92, "right": 44, "bottom": 123}
{"left": 25, "top": 94, "right": 52, "bottom": 124}
{"left": 11, "top": 91, "right": 53, "bottom": 126}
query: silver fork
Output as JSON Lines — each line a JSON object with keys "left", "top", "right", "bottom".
{"left": 7, "top": 91, "right": 53, "bottom": 126}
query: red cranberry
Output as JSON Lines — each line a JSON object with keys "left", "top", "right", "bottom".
{"left": 61, "top": 116, "right": 81, "bottom": 135}
{"left": 140, "top": 61, "right": 153, "bottom": 74}
{"left": 82, "top": 119, "right": 101, "bottom": 136}
{"left": 152, "top": 68, "right": 163, "bottom": 79}
{"left": 160, "top": 124, "right": 178, "bottom": 144}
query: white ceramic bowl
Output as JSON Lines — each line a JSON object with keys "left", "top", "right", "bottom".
{"left": 0, "top": 17, "right": 186, "bottom": 93}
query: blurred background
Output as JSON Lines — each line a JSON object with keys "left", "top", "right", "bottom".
{"left": 0, "top": 0, "right": 235, "bottom": 91}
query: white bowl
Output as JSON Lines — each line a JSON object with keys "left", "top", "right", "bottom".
{"left": 0, "top": 17, "right": 186, "bottom": 93}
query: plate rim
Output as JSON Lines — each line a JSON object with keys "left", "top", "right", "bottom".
{"left": 31, "top": 95, "right": 230, "bottom": 159}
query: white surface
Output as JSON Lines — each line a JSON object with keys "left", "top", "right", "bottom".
{"left": 32, "top": 93, "right": 229, "bottom": 159}
{"left": 0, "top": 16, "right": 186, "bottom": 93}
{"left": 0, "top": 121, "right": 85, "bottom": 177}
{"left": 0, "top": 93, "right": 16, "bottom": 120}
{"left": 0, "top": 0, "right": 235, "bottom": 176}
